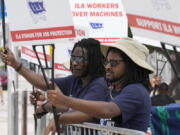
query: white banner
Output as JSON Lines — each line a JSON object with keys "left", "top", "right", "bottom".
{"left": 70, "top": 0, "right": 128, "bottom": 44}
{"left": 122, "top": 0, "right": 180, "bottom": 46}
{"left": 5, "top": 0, "right": 75, "bottom": 45}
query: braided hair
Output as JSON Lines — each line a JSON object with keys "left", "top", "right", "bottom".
{"left": 70, "top": 38, "right": 105, "bottom": 79}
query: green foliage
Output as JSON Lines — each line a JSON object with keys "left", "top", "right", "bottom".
{"left": 0, "top": 47, "right": 3, "bottom": 53}
{"left": 128, "top": 24, "right": 133, "bottom": 38}
{"left": 0, "top": 65, "right": 5, "bottom": 69}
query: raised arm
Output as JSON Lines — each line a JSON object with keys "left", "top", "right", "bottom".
{"left": 150, "top": 72, "right": 162, "bottom": 89}
{"left": 0, "top": 45, "right": 47, "bottom": 90}
{"left": 47, "top": 86, "right": 121, "bottom": 119}
{"left": 61, "top": 96, "right": 120, "bottom": 119}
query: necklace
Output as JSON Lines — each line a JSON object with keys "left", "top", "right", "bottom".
{"left": 109, "top": 86, "right": 114, "bottom": 99}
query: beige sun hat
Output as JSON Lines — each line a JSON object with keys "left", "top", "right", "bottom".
{"left": 101, "top": 37, "right": 154, "bottom": 73}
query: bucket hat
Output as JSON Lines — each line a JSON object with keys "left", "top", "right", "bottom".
{"left": 101, "top": 37, "right": 154, "bottom": 73}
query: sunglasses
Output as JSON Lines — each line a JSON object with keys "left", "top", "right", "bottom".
{"left": 70, "top": 55, "right": 88, "bottom": 64}
{"left": 104, "top": 59, "right": 124, "bottom": 67}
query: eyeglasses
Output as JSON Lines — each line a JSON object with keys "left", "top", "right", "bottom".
{"left": 70, "top": 55, "right": 88, "bottom": 64}
{"left": 104, "top": 59, "right": 124, "bottom": 67}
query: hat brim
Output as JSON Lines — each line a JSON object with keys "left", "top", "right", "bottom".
{"left": 101, "top": 44, "right": 154, "bottom": 73}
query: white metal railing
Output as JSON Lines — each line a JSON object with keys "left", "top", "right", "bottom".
{"left": 66, "top": 123, "right": 146, "bottom": 135}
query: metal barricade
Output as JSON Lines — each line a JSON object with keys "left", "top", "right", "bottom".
{"left": 66, "top": 123, "right": 146, "bottom": 135}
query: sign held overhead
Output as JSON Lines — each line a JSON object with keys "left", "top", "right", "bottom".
{"left": 5, "top": 0, "right": 75, "bottom": 45}
{"left": 122, "top": 0, "right": 180, "bottom": 46}
{"left": 70, "top": 0, "right": 128, "bottom": 44}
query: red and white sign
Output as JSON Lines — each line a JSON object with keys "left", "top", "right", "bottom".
{"left": 70, "top": 0, "right": 128, "bottom": 44}
{"left": 21, "top": 46, "right": 50, "bottom": 65}
{"left": 5, "top": 0, "right": 75, "bottom": 45}
{"left": 21, "top": 45, "right": 71, "bottom": 74}
{"left": 21, "top": 26, "right": 89, "bottom": 77}
{"left": 122, "top": 0, "right": 180, "bottom": 46}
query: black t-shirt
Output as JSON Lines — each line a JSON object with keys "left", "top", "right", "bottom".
{"left": 151, "top": 93, "right": 175, "bottom": 106}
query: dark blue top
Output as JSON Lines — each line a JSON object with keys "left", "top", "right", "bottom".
{"left": 54, "top": 75, "right": 107, "bottom": 101}
{"left": 107, "top": 83, "right": 151, "bottom": 132}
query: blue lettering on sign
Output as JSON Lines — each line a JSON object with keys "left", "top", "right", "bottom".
{"left": 90, "top": 23, "right": 103, "bottom": 29}
{"left": 28, "top": 2, "right": 46, "bottom": 14}
{"left": 27, "top": 0, "right": 47, "bottom": 23}
{"left": 68, "top": 49, "right": 72, "bottom": 55}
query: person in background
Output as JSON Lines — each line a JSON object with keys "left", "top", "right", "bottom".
{"left": 1, "top": 38, "right": 107, "bottom": 135}
{"left": 150, "top": 72, "right": 162, "bottom": 97}
{"left": 47, "top": 37, "right": 154, "bottom": 132}
{"left": 150, "top": 72, "right": 162, "bottom": 90}
{"left": 151, "top": 82, "right": 175, "bottom": 106}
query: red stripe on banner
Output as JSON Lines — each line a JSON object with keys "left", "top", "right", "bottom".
{"left": 55, "top": 63, "right": 70, "bottom": 71}
{"left": 127, "top": 14, "right": 180, "bottom": 37}
{"left": 95, "top": 37, "right": 120, "bottom": 43}
{"left": 21, "top": 46, "right": 50, "bottom": 61}
{"left": 11, "top": 26, "right": 75, "bottom": 41}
